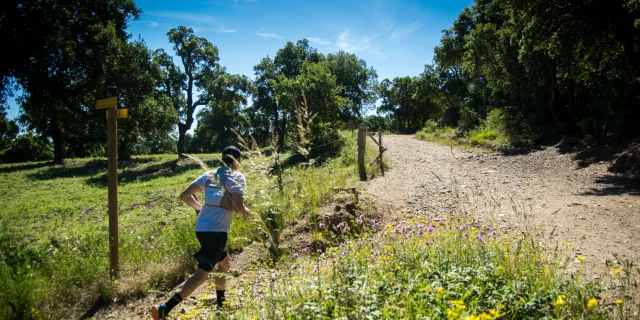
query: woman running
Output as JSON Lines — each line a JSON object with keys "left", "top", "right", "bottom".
{"left": 152, "top": 146, "right": 249, "bottom": 319}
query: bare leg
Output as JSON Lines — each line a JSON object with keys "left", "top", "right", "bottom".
{"left": 176, "top": 268, "right": 210, "bottom": 299}
{"left": 214, "top": 256, "right": 230, "bottom": 290}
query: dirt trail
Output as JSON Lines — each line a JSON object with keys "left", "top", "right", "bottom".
{"left": 367, "top": 135, "right": 640, "bottom": 276}
{"left": 94, "top": 135, "right": 639, "bottom": 319}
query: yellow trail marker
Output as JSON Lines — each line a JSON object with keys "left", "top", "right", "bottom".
{"left": 96, "top": 97, "right": 117, "bottom": 109}
{"left": 105, "top": 109, "right": 128, "bottom": 119}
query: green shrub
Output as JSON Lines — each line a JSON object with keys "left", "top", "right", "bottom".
{"left": 416, "top": 121, "right": 457, "bottom": 144}
{"left": 2, "top": 134, "right": 53, "bottom": 163}
{"left": 468, "top": 109, "right": 508, "bottom": 147}
{"left": 309, "top": 123, "right": 345, "bottom": 158}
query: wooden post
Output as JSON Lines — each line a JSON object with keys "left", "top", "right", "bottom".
{"left": 378, "top": 128, "right": 384, "bottom": 176}
{"left": 358, "top": 126, "right": 367, "bottom": 181}
{"left": 106, "top": 87, "right": 119, "bottom": 278}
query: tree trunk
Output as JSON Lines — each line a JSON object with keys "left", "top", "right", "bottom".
{"left": 51, "top": 112, "right": 64, "bottom": 165}
{"left": 277, "top": 110, "right": 286, "bottom": 151}
{"left": 118, "top": 138, "right": 132, "bottom": 161}
{"left": 177, "top": 123, "right": 186, "bottom": 156}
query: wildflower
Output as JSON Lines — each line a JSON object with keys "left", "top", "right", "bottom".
{"left": 319, "top": 222, "right": 324, "bottom": 230}
{"left": 425, "top": 240, "right": 431, "bottom": 247}
{"left": 302, "top": 247, "right": 309, "bottom": 252}
{"left": 396, "top": 266, "right": 401, "bottom": 270}
{"left": 424, "top": 285, "right": 431, "bottom": 292}
{"left": 519, "top": 297, "right": 526, "bottom": 303}
{"left": 459, "top": 225, "right": 467, "bottom": 231}
{"left": 489, "top": 309, "right": 500, "bottom": 317}
{"left": 463, "top": 232, "right": 468, "bottom": 237}
{"left": 554, "top": 295, "right": 566, "bottom": 306}
{"left": 317, "top": 249, "right": 323, "bottom": 253}
{"left": 587, "top": 298, "right": 597, "bottom": 308}
{"left": 418, "top": 230, "right": 423, "bottom": 236}
{"left": 336, "top": 221, "right": 346, "bottom": 229}
{"left": 447, "top": 309, "right": 459, "bottom": 319}
{"left": 475, "top": 235, "right": 483, "bottom": 242}
{"left": 436, "top": 287, "right": 446, "bottom": 295}
{"left": 485, "top": 224, "right": 492, "bottom": 230}
{"left": 312, "top": 265, "right": 318, "bottom": 274}
{"left": 370, "top": 219, "right": 376, "bottom": 228}
{"left": 293, "top": 253, "right": 298, "bottom": 258}
{"left": 577, "top": 256, "right": 584, "bottom": 262}
{"left": 616, "top": 299, "right": 623, "bottom": 305}
{"left": 401, "top": 226, "right": 406, "bottom": 233}
{"left": 489, "top": 231, "right": 496, "bottom": 237}
{"left": 387, "top": 225, "right": 393, "bottom": 231}
{"left": 614, "top": 268, "right": 622, "bottom": 275}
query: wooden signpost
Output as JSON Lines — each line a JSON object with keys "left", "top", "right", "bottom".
{"left": 95, "top": 86, "right": 127, "bottom": 278}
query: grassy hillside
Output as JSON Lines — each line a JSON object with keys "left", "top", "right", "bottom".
{"left": 0, "top": 131, "right": 384, "bottom": 319}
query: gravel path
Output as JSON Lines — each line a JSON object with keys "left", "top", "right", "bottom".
{"left": 366, "top": 135, "right": 640, "bottom": 276}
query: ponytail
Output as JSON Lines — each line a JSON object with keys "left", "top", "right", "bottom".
{"left": 221, "top": 146, "right": 242, "bottom": 169}
{"left": 222, "top": 154, "right": 236, "bottom": 167}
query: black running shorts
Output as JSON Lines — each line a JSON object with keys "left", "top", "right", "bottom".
{"left": 193, "top": 232, "right": 228, "bottom": 272}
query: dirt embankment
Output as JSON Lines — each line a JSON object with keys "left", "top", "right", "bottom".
{"left": 366, "top": 135, "right": 640, "bottom": 276}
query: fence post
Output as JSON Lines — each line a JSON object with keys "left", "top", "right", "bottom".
{"left": 358, "top": 126, "right": 367, "bottom": 181}
{"left": 378, "top": 128, "right": 384, "bottom": 176}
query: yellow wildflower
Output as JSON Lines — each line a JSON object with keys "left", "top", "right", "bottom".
{"left": 616, "top": 299, "right": 623, "bottom": 305}
{"left": 554, "top": 295, "right": 566, "bottom": 306}
{"left": 587, "top": 298, "right": 597, "bottom": 308}
{"left": 489, "top": 309, "right": 500, "bottom": 317}
{"left": 447, "top": 309, "right": 459, "bottom": 319}
{"left": 479, "top": 313, "right": 492, "bottom": 320}
{"left": 577, "top": 256, "right": 584, "bottom": 261}
{"left": 424, "top": 285, "right": 432, "bottom": 292}
{"left": 519, "top": 297, "right": 526, "bottom": 303}
{"left": 614, "top": 269, "right": 622, "bottom": 275}
{"left": 436, "top": 287, "right": 446, "bottom": 295}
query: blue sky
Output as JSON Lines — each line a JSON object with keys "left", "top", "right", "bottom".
{"left": 6, "top": 0, "right": 473, "bottom": 121}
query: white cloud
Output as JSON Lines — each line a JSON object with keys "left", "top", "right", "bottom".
{"left": 360, "top": 34, "right": 378, "bottom": 43}
{"left": 390, "top": 22, "right": 421, "bottom": 40}
{"left": 256, "top": 29, "right": 281, "bottom": 39}
{"left": 143, "top": 20, "right": 159, "bottom": 28}
{"left": 308, "top": 37, "right": 331, "bottom": 45}
{"left": 146, "top": 11, "right": 217, "bottom": 24}
{"left": 336, "top": 29, "right": 378, "bottom": 53}
{"left": 215, "top": 26, "right": 237, "bottom": 33}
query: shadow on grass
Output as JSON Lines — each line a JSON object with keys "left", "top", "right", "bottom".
{"left": 0, "top": 161, "right": 52, "bottom": 174}
{"left": 85, "top": 159, "right": 202, "bottom": 187}
{"left": 26, "top": 157, "right": 158, "bottom": 181}
{"left": 580, "top": 174, "right": 640, "bottom": 196}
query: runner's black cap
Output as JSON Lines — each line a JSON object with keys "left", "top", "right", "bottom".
{"left": 222, "top": 146, "right": 242, "bottom": 166}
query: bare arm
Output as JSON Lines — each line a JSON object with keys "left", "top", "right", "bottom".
{"left": 180, "top": 183, "right": 203, "bottom": 212}
{"left": 231, "top": 193, "right": 249, "bottom": 219}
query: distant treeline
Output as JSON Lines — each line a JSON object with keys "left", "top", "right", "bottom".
{"left": 1, "top": 0, "right": 638, "bottom": 163}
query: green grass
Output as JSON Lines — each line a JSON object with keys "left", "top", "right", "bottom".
{"left": 0, "top": 130, "right": 385, "bottom": 319}
{"left": 214, "top": 215, "right": 638, "bottom": 320}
